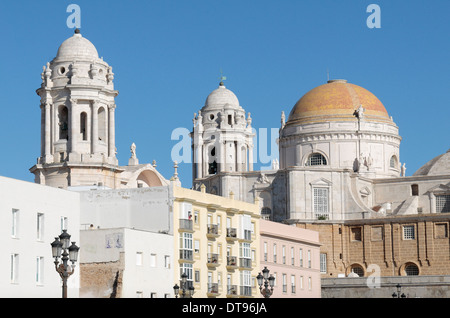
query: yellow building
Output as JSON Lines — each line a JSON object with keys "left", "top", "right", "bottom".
{"left": 172, "top": 185, "right": 261, "bottom": 298}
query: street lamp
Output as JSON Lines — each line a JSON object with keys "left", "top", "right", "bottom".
{"left": 392, "top": 283, "right": 406, "bottom": 298}
{"left": 51, "top": 230, "right": 80, "bottom": 298}
{"left": 257, "top": 267, "right": 275, "bottom": 298}
{"left": 173, "top": 272, "right": 195, "bottom": 298}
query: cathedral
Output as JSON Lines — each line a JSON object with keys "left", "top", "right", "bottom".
{"left": 191, "top": 74, "right": 450, "bottom": 280}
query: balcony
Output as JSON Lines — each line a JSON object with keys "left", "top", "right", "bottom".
{"left": 226, "top": 227, "right": 237, "bottom": 241}
{"left": 239, "top": 257, "right": 252, "bottom": 269}
{"left": 207, "top": 224, "right": 219, "bottom": 238}
{"left": 207, "top": 283, "right": 219, "bottom": 296}
{"left": 239, "top": 229, "right": 251, "bottom": 242}
{"left": 226, "top": 285, "right": 238, "bottom": 297}
{"left": 226, "top": 255, "right": 238, "bottom": 269}
{"left": 207, "top": 253, "right": 219, "bottom": 267}
{"left": 179, "top": 219, "right": 193, "bottom": 231}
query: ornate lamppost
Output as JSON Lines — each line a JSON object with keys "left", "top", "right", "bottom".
{"left": 51, "top": 229, "right": 80, "bottom": 298}
{"left": 173, "top": 273, "right": 195, "bottom": 298}
{"left": 392, "top": 283, "right": 406, "bottom": 298}
{"left": 257, "top": 267, "right": 275, "bottom": 298}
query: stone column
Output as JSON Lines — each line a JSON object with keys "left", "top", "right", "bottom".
{"left": 248, "top": 144, "right": 254, "bottom": 171}
{"left": 236, "top": 141, "right": 242, "bottom": 172}
{"left": 91, "top": 100, "right": 99, "bottom": 154}
{"left": 108, "top": 103, "right": 116, "bottom": 158}
{"left": 44, "top": 102, "right": 53, "bottom": 162}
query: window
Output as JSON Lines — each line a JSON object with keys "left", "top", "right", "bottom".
{"left": 299, "top": 276, "right": 304, "bottom": 289}
{"left": 307, "top": 250, "right": 311, "bottom": 268}
{"left": 282, "top": 246, "right": 286, "bottom": 264}
{"left": 60, "top": 217, "right": 68, "bottom": 232}
{"left": 80, "top": 112, "right": 87, "bottom": 141}
{"left": 435, "top": 223, "right": 448, "bottom": 239}
{"left": 351, "top": 265, "right": 364, "bottom": 277}
{"left": 273, "top": 244, "right": 277, "bottom": 263}
{"left": 390, "top": 155, "right": 398, "bottom": 168}
{"left": 98, "top": 107, "right": 106, "bottom": 142}
{"left": 195, "top": 270, "right": 200, "bottom": 283}
{"left": 371, "top": 226, "right": 383, "bottom": 241}
{"left": 136, "top": 252, "right": 143, "bottom": 265}
{"left": 405, "top": 263, "right": 419, "bottom": 276}
{"left": 261, "top": 207, "right": 271, "bottom": 220}
{"left": 58, "top": 106, "right": 68, "bottom": 140}
{"left": 263, "top": 242, "right": 268, "bottom": 261}
{"left": 36, "top": 257, "right": 44, "bottom": 285}
{"left": 411, "top": 184, "right": 419, "bottom": 196}
{"left": 308, "top": 277, "right": 312, "bottom": 291}
{"left": 164, "top": 255, "right": 171, "bottom": 268}
{"left": 150, "top": 254, "right": 156, "bottom": 267}
{"left": 180, "top": 233, "right": 193, "bottom": 260}
{"left": 350, "top": 227, "right": 362, "bottom": 241}
{"left": 291, "top": 247, "right": 295, "bottom": 265}
{"left": 37, "top": 213, "right": 44, "bottom": 241}
{"left": 10, "top": 254, "right": 19, "bottom": 283}
{"left": 12, "top": 209, "right": 19, "bottom": 238}
{"left": 299, "top": 248, "right": 303, "bottom": 267}
{"left": 403, "top": 225, "right": 415, "bottom": 240}
{"left": 291, "top": 275, "right": 296, "bottom": 294}
{"left": 436, "top": 195, "right": 450, "bottom": 213}
{"left": 240, "top": 270, "right": 252, "bottom": 296}
{"left": 313, "top": 188, "right": 329, "bottom": 217}
{"left": 320, "top": 253, "right": 327, "bottom": 274}
{"left": 194, "top": 211, "right": 199, "bottom": 225}
{"left": 282, "top": 274, "right": 287, "bottom": 293}
{"left": 306, "top": 153, "right": 327, "bottom": 166}
{"left": 180, "top": 263, "right": 193, "bottom": 288}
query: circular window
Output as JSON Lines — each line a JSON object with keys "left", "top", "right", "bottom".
{"left": 209, "top": 114, "right": 215, "bottom": 120}
{"left": 405, "top": 263, "right": 419, "bottom": 276}
{"left": 59, "top": 66, "right": 66, "bottom": 75}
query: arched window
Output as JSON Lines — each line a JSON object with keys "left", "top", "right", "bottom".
{"left": 390, "top": 155, "right": 398, "bottom": 169}
{"left": 80, "top": 112, "right": 87, "bottom": 141}
{"left": 306, "top": 153, "right": 327, "bottom": 166}
{"left": 405, "top": 263, "right": 419, "bottom": 276}
{"left": 58, "top": 106, "right": 68, "bottom": 140}
{"left": 208, "top": 147, "right": 217, "bottom": 175}
{"left": 350, "top": 264, "right": 365, "bottom": 277}
{"left": 98, "top": 107, "right": 106, "bottom": 142}
{"left": 261, "top": 207, "right": 271, "bottom": 220}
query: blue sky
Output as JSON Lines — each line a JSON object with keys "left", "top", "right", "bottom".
{"left": 0, "top": 0, "right": 448, "bottom": 186}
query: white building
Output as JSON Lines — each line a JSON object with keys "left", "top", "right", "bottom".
{"left": 80, "top": 227, "right": 173, "bottom": 298}
{"left": 0, "top": 176, "right": 80, "bottom": 298}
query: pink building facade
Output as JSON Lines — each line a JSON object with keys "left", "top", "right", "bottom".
{"left": 259, "top": 220, "right": 321, "bottom": 298}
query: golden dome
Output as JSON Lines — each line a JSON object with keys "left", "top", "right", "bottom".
{"left": 287, "top": 80, "right": 390, "bottom": 125}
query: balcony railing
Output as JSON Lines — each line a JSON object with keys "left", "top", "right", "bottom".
{"left": 207, "top": 283, "right": 219, "bottom": 295}
{"left": 179, "top": 219, "right": 193, "bottom": 231}
{"left": 226, "top": 255, "right": 238, "bottom": 267}
{"left": 226, "top": 227, "right": 237, "bottom": 239}
{"left": 207, "top": 224, "right": 219, "bottom": 237}
{"left": 227, "top": 285, "right": 238, "bottom": 296}
{"left": 207, "top": 253, "right": 219, "bottom": 265}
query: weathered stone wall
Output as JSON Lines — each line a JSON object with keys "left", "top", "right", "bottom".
{"left": 80, "top": 253, "right": 124, "bottom": 298}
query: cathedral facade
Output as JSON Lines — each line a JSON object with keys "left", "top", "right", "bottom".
{"left": 191, "top": 78, "right": 450, "bottom": 280}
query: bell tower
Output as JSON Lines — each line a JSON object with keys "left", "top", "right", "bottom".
{"left": 191, "top": 80, "right": 255, "bottom": 196}
{"left": 30, "top": 29, "right": 121, "bottom": 189}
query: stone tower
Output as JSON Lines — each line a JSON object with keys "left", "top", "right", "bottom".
{"left": 191, "top": 81, "right": 255, "bottom": 196}
{"left": 30, "top": 29, "right": 120, "bottom": 189}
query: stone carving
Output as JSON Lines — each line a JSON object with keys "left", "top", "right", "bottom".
{"left": 353, "top": 104, "right": 365, "bottom": 119}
